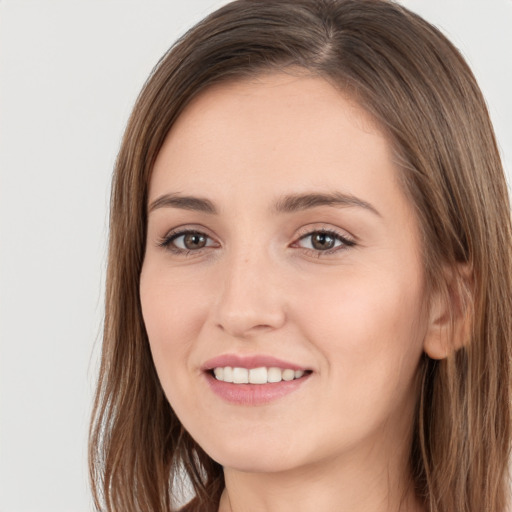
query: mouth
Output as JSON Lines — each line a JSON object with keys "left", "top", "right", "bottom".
{"left": 209, "top": 366, "right": 312, "bottom": 384}
{"left": 202, "top": 355, "right": 313, "bottom": 405}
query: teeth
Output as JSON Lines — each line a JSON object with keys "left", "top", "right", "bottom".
{"left": 249, "top": 367, "right": 267, "bottom": 384}
{"left": 233, "top": 367, "right": 249, "bottom": 384}
{"left": 223, "top": 366, "right": 233, "bottom": 383}
{"left": 267, "top": 367, "right": 282, "bottom": 383}
{"left": 212, "top": 366, "right": 308, "bottom": 384}
{"left": 282, "top": 369, "right": 295, "bottom": 381}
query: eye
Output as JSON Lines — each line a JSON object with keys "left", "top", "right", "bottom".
{"left": 294, "top": 229, "right": 355, "bottom": 254}
{"left": 159, "top": 229, "right": 218, "bottom": 254}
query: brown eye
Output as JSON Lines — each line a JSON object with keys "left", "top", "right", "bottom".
{"left": 162, "top": 230, "right": 217, "bottom": 253}
{"left": 295, "top": 230, "right": 355, "bottom": 253}
{"left": 182, "top": 232, "right": 207, "bottom": 250}
{"left": 311, "top": 232, "right": 335, "bottom": 250}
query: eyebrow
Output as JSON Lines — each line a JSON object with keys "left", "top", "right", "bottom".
{"left": 148, "top": 193, "right": 217, "bottom": 214}
{"left": 272, "top": 192, "right": 381, "bottom": 216}
{"left": 148, "top": 191, "right": 380, "bottom": 217}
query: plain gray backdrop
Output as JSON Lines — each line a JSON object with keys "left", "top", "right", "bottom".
{"left": 1, "top": 1, "right": 511, "bottom": 511}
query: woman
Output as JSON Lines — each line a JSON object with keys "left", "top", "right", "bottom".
{"left": 89, "top": 1, "right": 512, "bottom": 511}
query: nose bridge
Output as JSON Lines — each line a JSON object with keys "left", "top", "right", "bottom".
{"left": 213, "top": 239, "right": 286, "bottom": 337}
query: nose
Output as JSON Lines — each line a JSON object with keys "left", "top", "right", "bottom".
{"left": 212, "top": 249, "right": 287, "bottom": 339}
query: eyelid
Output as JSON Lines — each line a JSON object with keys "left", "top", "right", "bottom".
{"left": 156, "top": 224, "right": 356, "bottom": 257}
{"left": 294, "top": 224, "right": 355, "bottom": 241}
{"left": 157, "top": 225, "right": 220, "bottom": 255}
{"left": 291, "top": 225, "right": 356, "bottom": 255}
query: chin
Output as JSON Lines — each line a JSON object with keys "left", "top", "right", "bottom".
{"left": 213, "top": 450, "right": 299, "bottom": 474}
{"left": 195, "top": 430, "right": 306, "bottom": 474}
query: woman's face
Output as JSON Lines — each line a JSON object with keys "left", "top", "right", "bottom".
{"left": 140, "top": 73, "right": 433, "bottom": 474}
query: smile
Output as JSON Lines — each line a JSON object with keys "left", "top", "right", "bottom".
{"left": 202, "top": 355, "right": 313, "bottom": 405}
{"left": 213, "top": 366, "right": 306, "bottom": 384}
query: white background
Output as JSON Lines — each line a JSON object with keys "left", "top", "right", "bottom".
{"left": 0, "top": 1, "right": 511, "bottom": 511}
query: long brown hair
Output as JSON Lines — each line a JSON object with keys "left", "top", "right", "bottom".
{"left": 89, "top": 1, "right": 512, "bottom": 511}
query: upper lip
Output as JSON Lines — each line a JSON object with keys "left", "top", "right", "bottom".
{"left": 202, "top": 354, "right": 309, "bottom": 372}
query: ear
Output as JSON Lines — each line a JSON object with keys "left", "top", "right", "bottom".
{"left": 423, "top": 263, "right": 473, "bottom": 360}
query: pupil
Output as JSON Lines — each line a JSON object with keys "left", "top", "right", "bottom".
{"left": 184, "top": 233, "right": 206, "bottom": 249}
{"left": 312, "top": 233, "right": 334, "bottom": 250}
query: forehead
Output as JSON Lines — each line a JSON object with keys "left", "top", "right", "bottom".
{"left": 150, "top": 73, "right": 397, "bottom": 199}
{"left": 173, "top": 71, "right": 379, "bottom": 133}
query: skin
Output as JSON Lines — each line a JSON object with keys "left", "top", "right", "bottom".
{"left": 140, "top": 72, "right": 438, "bottom": 512}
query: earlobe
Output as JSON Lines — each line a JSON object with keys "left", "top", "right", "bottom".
{"left": 423, "top": 263, "right": 473, "bottom": 360}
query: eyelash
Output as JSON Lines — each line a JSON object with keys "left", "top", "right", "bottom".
{"left": 157, "top": 228, "right": 356, "bottom": 257}
{"left": 293, "top": 228, "right": 356, "bottom": 256}
{"left": 157, "top": 229, "right": 217, "bottom": 256}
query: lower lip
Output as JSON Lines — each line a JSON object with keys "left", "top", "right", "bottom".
{"left": 204, "top": 372, "right": 311, "bottom": 406}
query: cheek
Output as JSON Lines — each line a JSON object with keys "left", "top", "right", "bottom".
{"left": 139, "top": 268, "right": 216, "bottom": 440}
{"left": 293, "top": 264, "right": 427, "bottom": 401}
{"left": 139, "top": 266, "right": 209, "bottom": 387}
